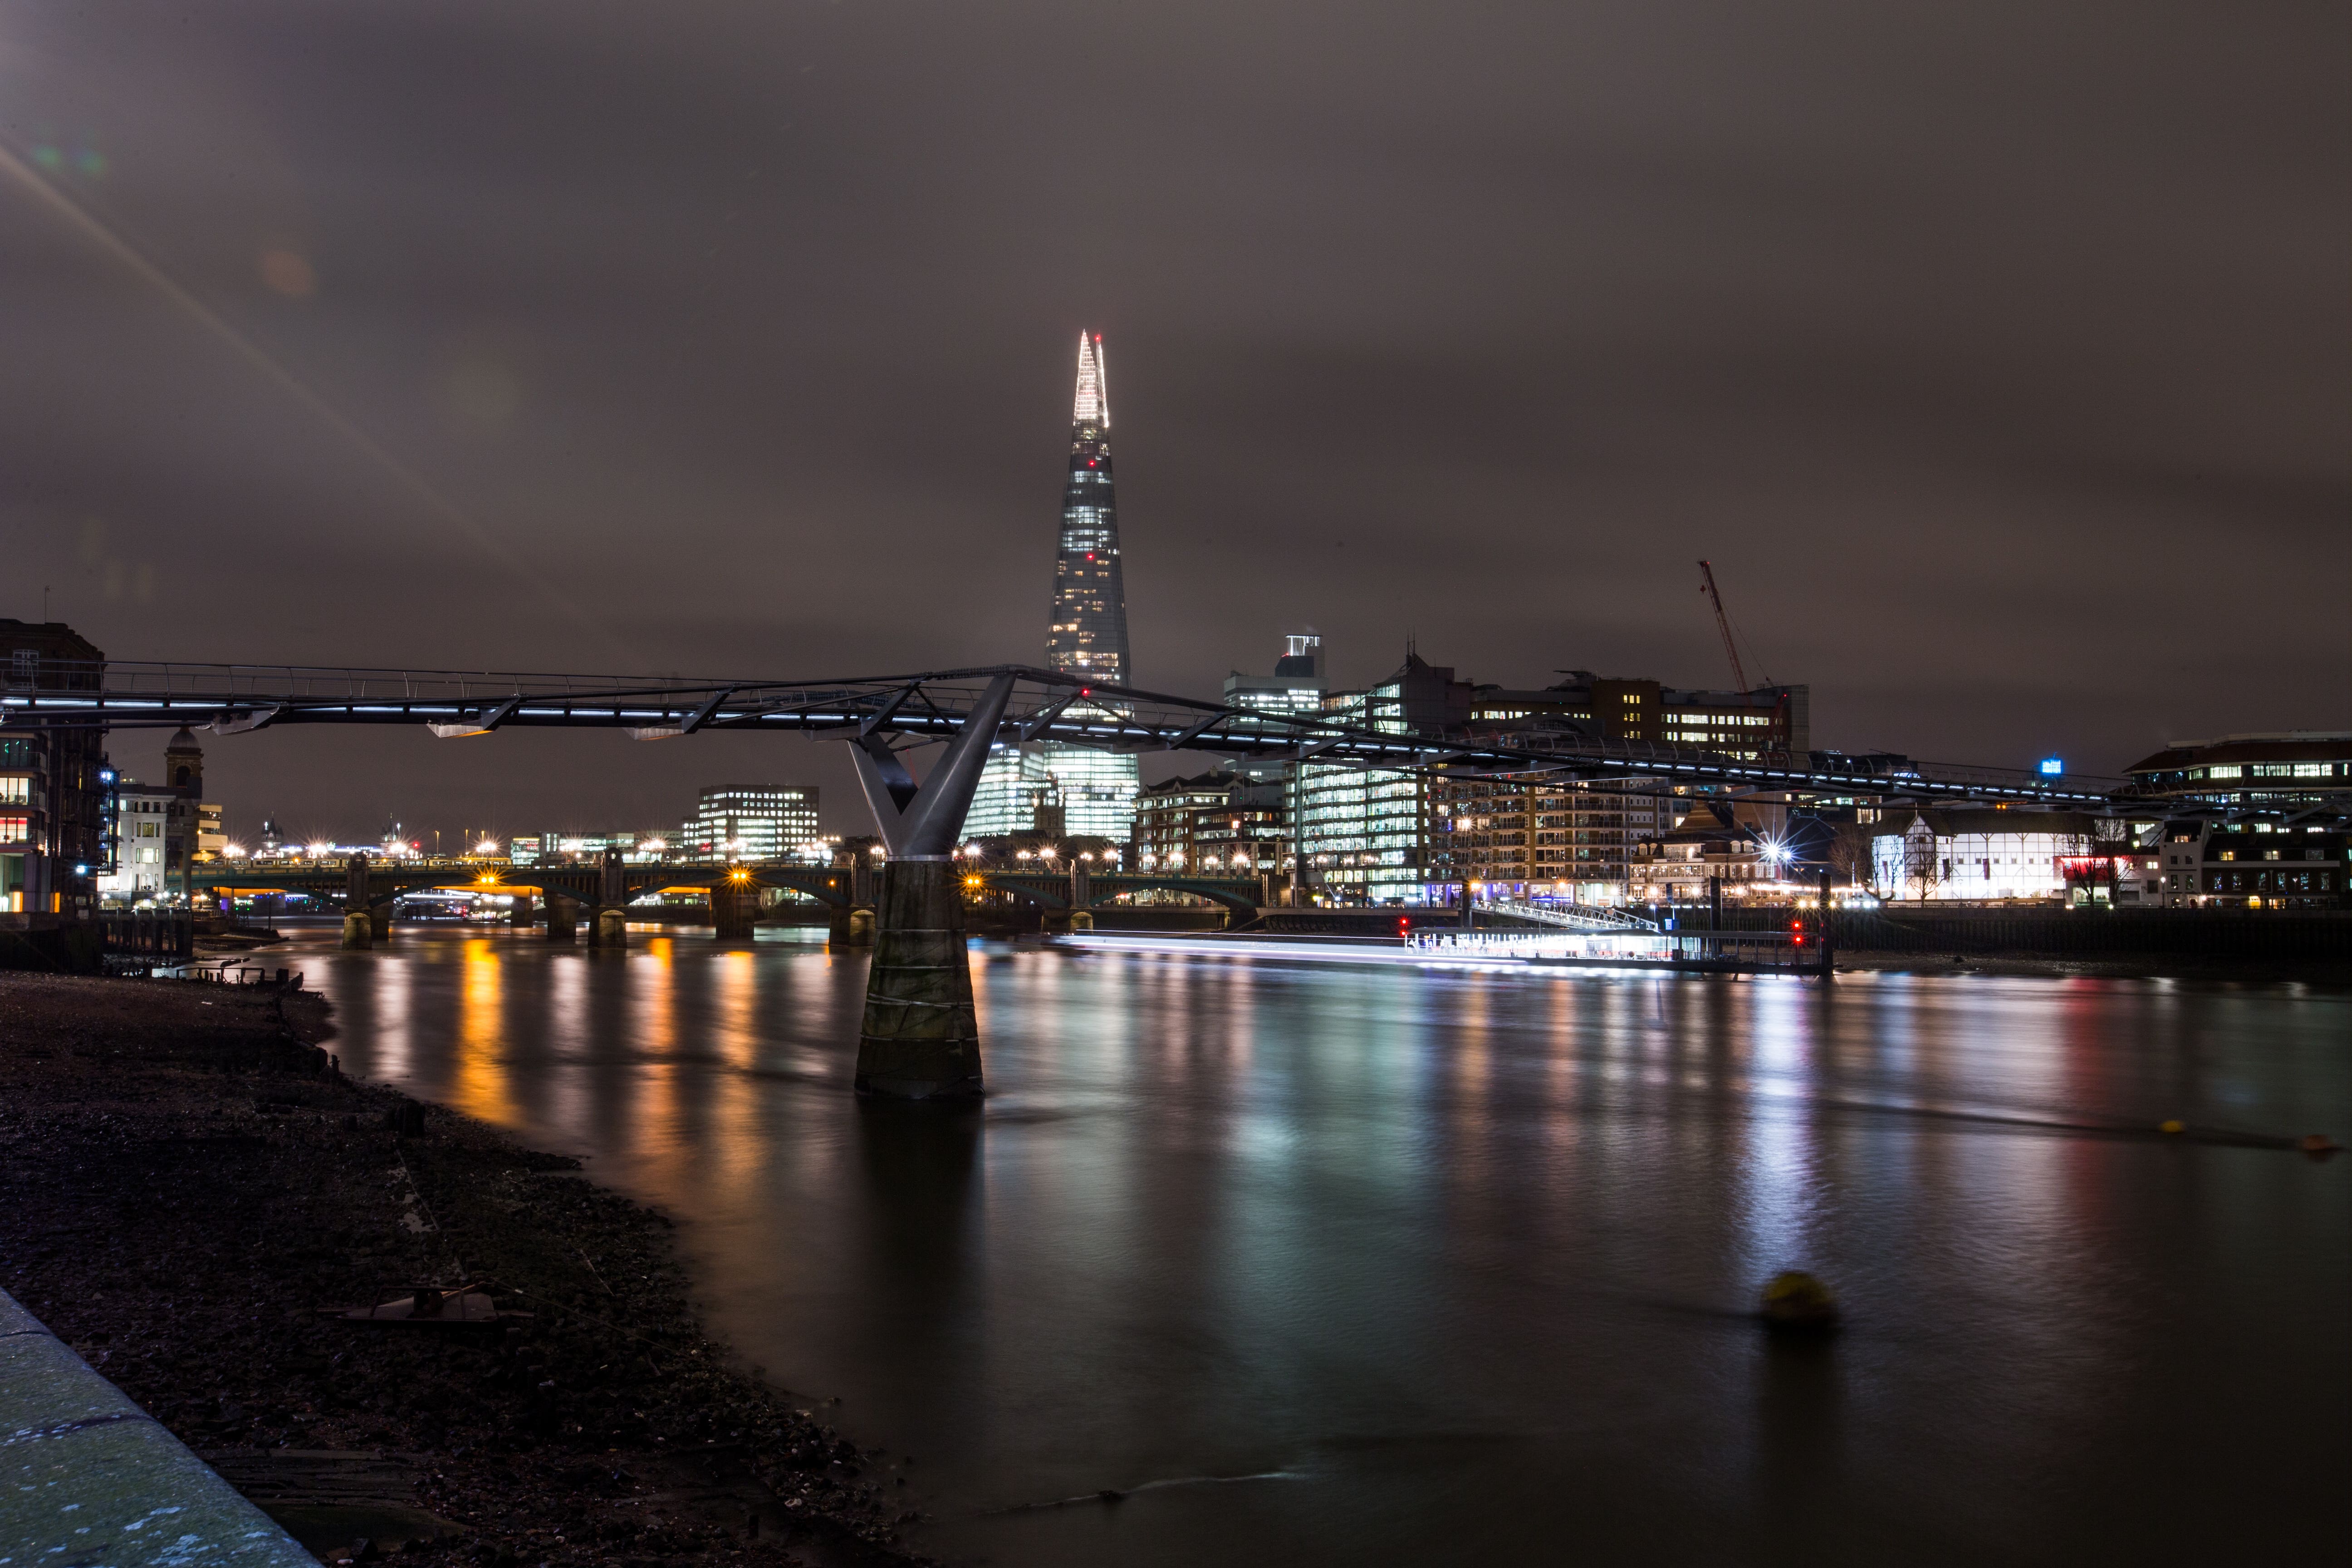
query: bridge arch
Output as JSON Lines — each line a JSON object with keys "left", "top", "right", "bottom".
{"left": 1084, "top": 876, "right": 1259, "bottom": 916}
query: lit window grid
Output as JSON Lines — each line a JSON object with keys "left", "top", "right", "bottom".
{"left": 1040, "top": 744, "right": 1139, "bottom": 840}
{"left": 967, "top": 745, "right": 1063, "bottom": 838}
{"left": 1294, "top": 758, "right": 1431, "bottom": 902}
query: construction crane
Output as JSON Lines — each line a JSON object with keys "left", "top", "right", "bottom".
{"left": 1696, "top": 560, "right": 1763, "bottom": 693}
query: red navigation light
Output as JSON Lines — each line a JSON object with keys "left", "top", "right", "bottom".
{"left": 1087, "top": 552, "right": 1095, "bottom": 559}
{"left": 1088, "top": 459, "right": 1097, "bottom": 467}
{"left": 1079, "top": 687, "right": 1091, "bottom": 696}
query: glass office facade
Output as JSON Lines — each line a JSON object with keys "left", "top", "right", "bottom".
{"left": 1292, "top": 681, "right": 1435, "bottom": 904}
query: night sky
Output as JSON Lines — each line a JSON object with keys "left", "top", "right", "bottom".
{"left": 5, "top": 1, "right": 2344, "bottom": 845}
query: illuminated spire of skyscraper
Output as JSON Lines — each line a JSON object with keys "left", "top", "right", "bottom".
{"left": 1046, "top": 331, "right": 1130, "bottom": 686}
{"left": 1073, "top": 330, "right": 1110, "bottom": 426}
{"left": 969, "top": 331, "right": 1140, "bottom": 842}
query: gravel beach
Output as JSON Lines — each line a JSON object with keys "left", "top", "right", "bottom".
{"left": 0, "top": 971, "right": 931, "bottom": 1568}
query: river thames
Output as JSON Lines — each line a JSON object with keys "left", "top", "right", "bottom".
{"left": 291, "top": 927, "right": 2346, "bottom": 1565}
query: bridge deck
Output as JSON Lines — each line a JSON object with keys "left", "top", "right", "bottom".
{"left": 5, "top": 659, "right": 2132, "bottom": 807}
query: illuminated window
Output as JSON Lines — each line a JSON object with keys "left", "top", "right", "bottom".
{"left": 0, "top": 777, "right": 25, "bottom": 805}
{"left": 0, "top": 816, "right": 27, "bottom": 843}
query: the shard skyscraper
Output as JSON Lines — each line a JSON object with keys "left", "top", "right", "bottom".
{"left": 1046, "top": 332, "right": 1131, "bottom": 683}
{"left": 965, "top": 333, "right": 1142, "bottom": 843}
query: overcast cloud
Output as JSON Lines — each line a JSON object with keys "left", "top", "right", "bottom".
{"left": 3, "top": 0, "right": 2343, "bottom": 840}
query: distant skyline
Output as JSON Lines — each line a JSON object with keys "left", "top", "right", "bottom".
{"left": 7, "top": 0, "right": 2344, "bottom": 841}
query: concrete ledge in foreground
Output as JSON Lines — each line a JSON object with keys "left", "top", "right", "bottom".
{"left": 1, "top": 1287, "right": 314, "bottom": 1568}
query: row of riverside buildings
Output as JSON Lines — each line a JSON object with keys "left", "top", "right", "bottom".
{"left": 0, "top": 621, "right": 230, "bottom": 916}
{"left": 1117, "top": 637, "right": 2349, "bottom": 909}
{"left": 1116, "top": 631, "right": 1811, "bottom": 906}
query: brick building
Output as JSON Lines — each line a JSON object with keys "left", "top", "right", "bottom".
{"left": 0, "top": 620, "right": 110, "bottom": 919}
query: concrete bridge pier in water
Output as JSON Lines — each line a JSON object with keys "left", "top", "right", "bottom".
{"left": 826, "top": 853, "right": 877, "bottom": 946}
{"left": 846, "top": 672, "right": 1015, "bottom": 1101}
{"left": 584, "top": 848, "right": 628, "bottom": 947}
{"left": 544, "top": 891, "right": 580, "bottom": 942}
{"left": 712, "top": 881, "right": 760, "bottom": 940}
{"left": 340, "top": 853, "right": 392, "bottom": 950}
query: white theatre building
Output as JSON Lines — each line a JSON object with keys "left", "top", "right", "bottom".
{"left": 1870, "top": 808, "right": 2121, "bottom": 902}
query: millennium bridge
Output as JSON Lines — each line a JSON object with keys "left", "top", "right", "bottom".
{"left": 9, "top": 656, "right": 2148, "bottom": 1100}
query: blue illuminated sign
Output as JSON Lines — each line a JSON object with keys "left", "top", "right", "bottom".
{"left": 2038, "top": 757, "right": 2063, "bottom": 777}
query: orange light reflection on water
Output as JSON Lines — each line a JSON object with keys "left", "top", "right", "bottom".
{"left": 451, "top": 938, "right": 513, "bottom": 1125}
{"left": 702, "top": 946, "right": 768, "bottom": 1200}
{"left": 631, "top": 938, "right": 679, "bottom": 1166}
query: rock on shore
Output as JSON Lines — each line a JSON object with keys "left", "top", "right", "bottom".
{"left": 0, "top": 973, "right": 932, "bottom": 1568}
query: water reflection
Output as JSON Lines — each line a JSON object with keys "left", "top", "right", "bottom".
{"left": 452, "top": 938, "right": 510, "bottom": 1125}
{"left": 297, "top": 932, "right": 2348, "bottom": 1567}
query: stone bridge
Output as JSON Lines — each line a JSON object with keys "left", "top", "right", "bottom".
{"left": 191, "top": 857, "right": 853, "bottom": 907}
{"left": 977, "top": 871, "right": 1262, "bottom": 916}
{"left": 189, "top": 856, "right": 1264, "bottom": 936}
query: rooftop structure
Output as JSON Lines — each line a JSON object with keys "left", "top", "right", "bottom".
{"left": 1225, "top": 633, "right": 1327, "bottom": 718}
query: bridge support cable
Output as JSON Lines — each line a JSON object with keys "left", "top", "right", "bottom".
{"left": 429, "top": 694, "right": 529, "bottom": 738}
{"left": 1163, "top": 711, "right": 1231, "bottom": 750}
{"left": 679, "top": 687, "right": 736, "bottom": 735}
{"left": 1016, "top": 691, "right": 1079, "bottom": 742}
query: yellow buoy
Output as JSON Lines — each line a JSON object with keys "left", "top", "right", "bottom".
{"left": 1760, "top": 1270, "right": 1839, "bottom": 1330}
